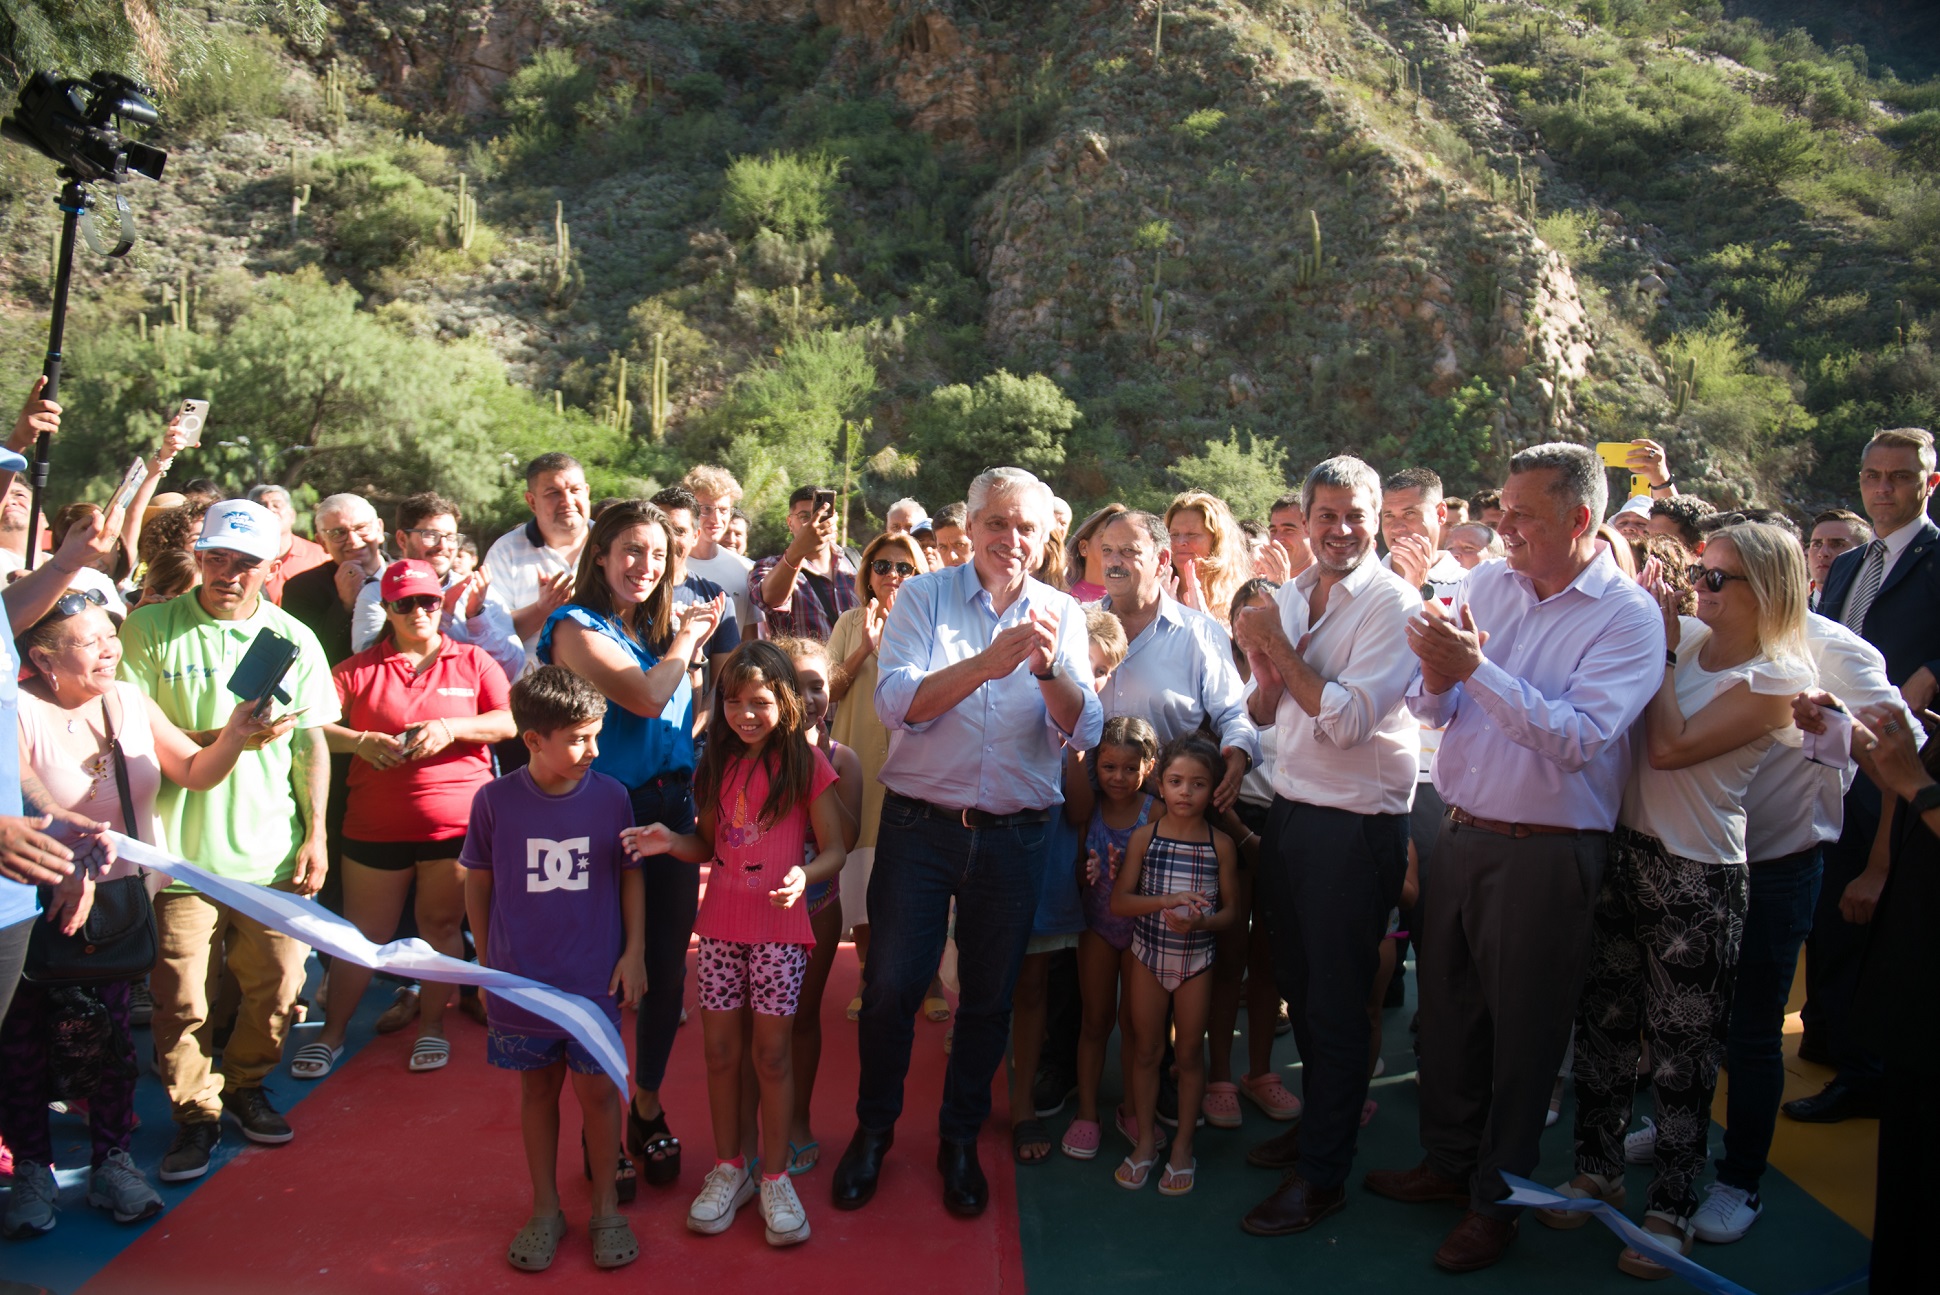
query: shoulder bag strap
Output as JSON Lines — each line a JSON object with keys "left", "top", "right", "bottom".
{"left": 100, "top": 690, "right": 143, "bottom": 848}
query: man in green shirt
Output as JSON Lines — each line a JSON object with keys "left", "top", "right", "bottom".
{"left": 119, "top": 500, "right": 338, "bottom": 1182}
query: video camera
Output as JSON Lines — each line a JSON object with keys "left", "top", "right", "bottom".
{"left": 1, "top": 70, "right": 166, "bottom": 184}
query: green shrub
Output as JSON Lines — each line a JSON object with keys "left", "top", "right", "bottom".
{"left": 673, "top": 72, "right": 727, "bottom": 109}
{"left": 901, "top": 370, "right": 1080, "bottom": 502}
{"left": 1727, "top": 111, "right": 1819, "bottom": 187}
{"left": 719, "top": 151, "right": 844, "bottom": 242}
{"left": 1882, "top": 110, "right": 1940, "bottom": 172}
{"left": 1169, "top": 429, "right": 1287, "bottom": 522}
{"left": 1174, "top": 108, "right": 1227, "bottom": 142}
{"left": 503, "top": 49, "right": 597, "bottom": 135}
{"left": 167, "top": 31, "right": 289, "bottom": 133}
{"left": 306, "top": 148, "right": 452, "bottom": 272}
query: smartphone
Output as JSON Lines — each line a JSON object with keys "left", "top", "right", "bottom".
{"left": 1594, "top": 441, "right": 1635, "bottom": 468}
{"left": 176, "top": 398, "right": 210, "bottom": 448}
{"left": 812, "top": 488, "right": 836, "bottom": 517}
{"left": 107, "top": 455, "right": 148, "bottom": 517}
{"left": 226, "top": 628, "right": 299, "bottom": 717}
{"left": 399, "top": 723, "right": 426, "bottom": 753}
{"left": 1630, "top": 474, "right": 1653, "bottom": 498}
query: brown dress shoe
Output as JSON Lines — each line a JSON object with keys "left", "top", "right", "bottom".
{"left": 1244, "top": 1122, "right": 1302, "bottom": 1170}
{"left": 1241, "top": 1172, "right": 1346, "bottom": 1236}
{"left": 1434, "top": 1211, "right": 1518, "bottom": 1273}
{"left": 1363, "top": 1161, "right": 1469, "bottom": 1205}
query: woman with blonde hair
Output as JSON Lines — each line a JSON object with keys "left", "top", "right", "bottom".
{"left": 1542, "top": 522, "right": 1812, "bottom": 1278}
{"left": 1164, "top": 491, "right": 1247, "bottom": 628}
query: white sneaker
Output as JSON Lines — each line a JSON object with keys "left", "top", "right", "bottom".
{"left": 2, "top": 1159, "right": 57, "bottom": 1238}
{"left": 1692, "top": 1182, "right": 1762, "bottom": 1243}
{"left": 687, "top": 1161, "right": 755, "bottom": 1235}
{"left": 87, "top": 1148, "right": 164, "bottom": 1224}
{"left": 760, "top": 1174, "right": 811, "bottom": 1246}
{"left": 1623, "top": 1117, "right": 1657, "bottom": 1165}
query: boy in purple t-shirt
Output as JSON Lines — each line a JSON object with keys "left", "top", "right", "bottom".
{"left": 462, "top": 666, "right": 643, "bottom": 1272}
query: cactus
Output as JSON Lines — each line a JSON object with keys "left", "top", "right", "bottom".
{"left": 162, "top": 270, "right": 195, "bottom": 333}
{"left": 1153, "top": 2, "right": 1164, "bottom": 62}
{"left": 648, "top": 332, "right": 671, "bottom": 442}
{"left": 448, "top": 173, "right": 478, "bottom": 251}
{"left": 1897, "top": 298, "right": 1906, "bottom": 347}
{"left": 323, "top": 59, "right": 348, "bottom": 139}
{"left": 46, "top": 227, "right": 57, "bottom": 285}
{"left": 1672, "top": 356, "right": 1696, "bottom": 415}
{"left": 137, "top": 314, "right": 147, "bottom": 343}
{"left": 605, "top": 354, "right": 633, "bottom": 435}
{"left": 1293, "top": 209, "right": 1323, "bottom": 288}
{"left": 548, "top": 201, "right": 580, "bottom": 302}
{"left": 554, "top": 389, "right": 564, "bottom": 416}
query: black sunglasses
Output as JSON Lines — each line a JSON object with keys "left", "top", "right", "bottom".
{"left": 870, "top": 559, "right": 918, "bottom": 578}
{"left": 1687, "top": 565, "right": 1749, "bottom": 593}
{"left": 387, "top": 595, "right": 442, "bottom": 614}
{"left": 52, "top": 588, "right": 110, "bottom": 618}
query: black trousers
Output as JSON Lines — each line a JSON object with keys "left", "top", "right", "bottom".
{"left": 1256, "top": 798, "right": 1408, "bottom": 1190}
{"left": 1801, "top": 782, "right": 1883, "bottom": 1092}
{"left": 1872, "top": 1061, "right": 1940, "bottom": 1292}
{"left": 1417, "top": 818, "right": 1605, "bottom": 1219}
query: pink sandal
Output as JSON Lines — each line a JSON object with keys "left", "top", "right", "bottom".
{"left": 1361, "top": 1098, "right": 1378, "bottom": 1127}
{"left": 1204, "top": 1081, "right": 1242, "bottom": 1129}
{"left": 1061, "top": 1118, "right": 1102, "bottom": 1160}
{"left": 1115, "top": 1104, "right": 1168, "bottom": 1152}
{"left": 1241, "top": 1073, "right": 1303, "bottom": 1121}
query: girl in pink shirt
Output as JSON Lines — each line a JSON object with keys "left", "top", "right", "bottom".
{"left": 622, "top": 641, "right": 846, "bottom": 1248}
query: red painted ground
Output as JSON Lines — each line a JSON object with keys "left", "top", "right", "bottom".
{"left": 82, "top": 949, "right": 1026, "bottom": 1295}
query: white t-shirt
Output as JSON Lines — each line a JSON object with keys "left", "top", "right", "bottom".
{"left": 686, "top": 546, "right": 754, "bottom": 638}
{"left": 1620, "top": 620, "right": 1814, "bottom": 865}
{"left": 484, "top": 520, "right": 582, "bottom": 664}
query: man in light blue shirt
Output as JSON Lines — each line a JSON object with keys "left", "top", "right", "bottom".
{"left": 833, "top": 467, "right": 1102, "bottom": 1221}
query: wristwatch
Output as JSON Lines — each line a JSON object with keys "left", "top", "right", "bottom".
{"left": 1910, "top": 783, "right": 1940, "bottom": 817}
{"left": 1032, "top": 666, "right": 1058, "bottom": 681}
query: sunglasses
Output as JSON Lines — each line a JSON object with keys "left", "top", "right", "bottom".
{"left": 52, "top": 587, "right": 110, "bottom": 618}
{"left": 387, "top": 595, "right": 442, "bottom": 615}
{"left": 1688, "top": 565, "right": 1749, "bottom": 593}
{"left": 871, "top": 559, "right": 918, "bottom": 578}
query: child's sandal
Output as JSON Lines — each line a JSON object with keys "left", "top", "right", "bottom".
{"left": 627, "top": 1105, "right": 681, "bottom": 1188}
{"left": 1157, "top": 1158, "right": 1198, "bottom": 1197}
{"left": 589, "top": 1214, "right": 639, "bottom": 1269}
{"left": 506, "top": 1211, "right": 567, "bottom": 1271}
{"left": 1114, "top": 1155, "right": 1156, "bottom": 1190}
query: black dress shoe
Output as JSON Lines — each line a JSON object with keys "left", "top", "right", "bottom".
{"left": 831, "top": 1126, "right": 894, "bottom": 1210}
{"left": 1782, "top": 1081, "right": 1879, "bottom": 1124}
{"left": 937, "top": 1139, "right": 988, "bottom": 1217}
{"left": 1241, "top": 1172, "right": 1346, "bottom": 1236}
{"left": 1245, "top": 1122, "right": 1302, "bottom": 1170}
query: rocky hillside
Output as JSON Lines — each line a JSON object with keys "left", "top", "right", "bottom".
{"left": 0, "top": 1, "right": 1934, "bottom": 533}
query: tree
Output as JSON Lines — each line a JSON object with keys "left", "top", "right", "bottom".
{"left": 902, "top": 370, "right": 1080, "bottom": 503}
{"left": 1169, "top": 428, "right": 1289, "bottom": 523}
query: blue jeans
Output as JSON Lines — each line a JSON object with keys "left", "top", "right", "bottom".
{"left": 629, "top": 775, "right": 698, "bottom": 1095}
{"left": 1717, "top": 846, "right": 1823, "bottom": 1193}
{"left": 856, "top": 795, "right": 1049, "bottom": 1144}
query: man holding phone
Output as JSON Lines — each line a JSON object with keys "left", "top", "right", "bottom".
{"left": 751, "top": 483, "right": 860, "bottom": 640}
{"left": 118, "top": 499, "right": 340, "bottom": 1180}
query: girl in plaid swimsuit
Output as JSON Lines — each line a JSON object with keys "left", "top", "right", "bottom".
{"left": 1110, "top": 735, "right": 1240, "bottom": 1199}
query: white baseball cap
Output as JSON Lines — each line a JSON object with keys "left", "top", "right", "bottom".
{"left": 193, "top": 499, "right": 282, "bottom": 563}
{"left": 1612, "top": 495, "right": 1654, "bottom": 522}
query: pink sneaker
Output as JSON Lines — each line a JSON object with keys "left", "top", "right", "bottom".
{"left": 1204, "top": 1081, "right": 1242, "bottom": 1129}
{"left": 1241, "top": 1073, "right": 1303, "bottom": 1121}
{"left": 1061, "top": 1118, "right": 1102, "bottom": 1160}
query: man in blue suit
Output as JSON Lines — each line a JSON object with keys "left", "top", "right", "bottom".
{"left": 1791, "top": 426, "right": 1940, "bottom": 1123}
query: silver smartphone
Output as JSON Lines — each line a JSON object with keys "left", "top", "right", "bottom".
{"left": 176, "top": 397, "right": 210, "bottom": 447}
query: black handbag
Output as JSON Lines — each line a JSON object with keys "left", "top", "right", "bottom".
{"left": 22, "top": 693, "right": 159, "bottom": 987}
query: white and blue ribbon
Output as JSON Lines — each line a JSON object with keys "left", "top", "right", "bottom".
{"left": 113, "top": 833, "right": 632, "bottom": 1092}
{"left": 1502, "top": 1174, "right": 1758, "bottom": 1295}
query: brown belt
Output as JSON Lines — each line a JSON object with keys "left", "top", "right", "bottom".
{"left": 1446, "top": 805, "right": 1583, "bottom": 839}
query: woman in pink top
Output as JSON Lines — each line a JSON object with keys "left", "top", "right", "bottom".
{"left": 623, "top": 641, "right": 846, "bottom": 1248}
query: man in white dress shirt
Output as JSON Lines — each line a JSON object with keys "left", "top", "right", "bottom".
{"left": 1365, "top": 442, "right": 1665, "bottom": 1274}
{"left": 483, "top": 453, "right": 589, "bottom": 664}
{"left": 1231, "top": 456, "right": 1420, "bottom": 1237}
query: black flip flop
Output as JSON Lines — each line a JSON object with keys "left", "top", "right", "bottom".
{"left": 1012, "top": 1118, "right": 1054, "bottom": 1165}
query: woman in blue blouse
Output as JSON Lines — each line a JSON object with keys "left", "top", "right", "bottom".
{"left": 540, "top": 499, "right": 723, "bottom": 1194}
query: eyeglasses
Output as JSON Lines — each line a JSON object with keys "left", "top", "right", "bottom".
{"left": 387, "top": 595, "right": 442, "bottom": 615}
{"left": 694, "top": 504, "right": 733, "bottom": 519}
{"left": 1689, "top": 565, "right": 1750, "bottom": 593}
{"left": 402, "top": 528, "right": 458, "bottom": 546}
{"left": 870, "top": 559, "right": 918, "bottom": 578}
{"left": 319, "top": 522, "right": 380, "bottom": 542}
{"left": 51, "top": 588, "right": 109, "bottom": 618}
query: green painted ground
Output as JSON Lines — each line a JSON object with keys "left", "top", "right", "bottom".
{"left": 1014, "top": 968, "right": 1869, "bottom": 1295}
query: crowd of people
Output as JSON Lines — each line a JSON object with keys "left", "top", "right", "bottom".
{"left": 0, "top": 373, "right": 1932, "bottom": 1291}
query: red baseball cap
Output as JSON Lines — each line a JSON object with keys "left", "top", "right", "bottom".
{"left": 380, "top": 559, "right": 442, "bottom": 604}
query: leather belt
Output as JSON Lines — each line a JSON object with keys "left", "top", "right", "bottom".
{"left": 1446, "top": 805, "right": 1583, "bottom": 839}
{"left": 886, "top": 791, "right": 1053, "bottom": 831}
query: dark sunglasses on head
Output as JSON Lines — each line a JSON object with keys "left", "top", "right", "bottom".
{"left": 871, "top": 559, "right": 918, "bottom": 578}
{"left": 53, "top": 588, "right": 110, "bottom": 618}
{"left": 1688, "top": 565, "right": 1749, "bottom": 593}
{"left": 387, "top": 595, "right": 442, "bottom": 615}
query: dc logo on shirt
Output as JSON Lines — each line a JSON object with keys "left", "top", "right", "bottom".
{"left": 526, "top": 837, "right": 591, "bottom": 892}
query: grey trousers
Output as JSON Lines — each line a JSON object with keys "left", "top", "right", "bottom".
{"left": 1415, "top": 816, "right": 1605, "bottom": 1219}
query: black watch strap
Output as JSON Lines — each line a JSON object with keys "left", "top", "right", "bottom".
{"left": 1910, "top": 783, "right": 1940, "bottom": 816}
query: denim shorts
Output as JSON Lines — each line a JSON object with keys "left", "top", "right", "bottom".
{"left": 486, "top": 1027, "right": 603, "bottom": 1075}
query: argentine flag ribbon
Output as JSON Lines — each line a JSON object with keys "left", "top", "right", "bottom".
{"left": 113, "top": 834, "right": 632, "bottom": 1092}
{"left": 1502, "top": 1175, "right": 1758, "bottom": 1295}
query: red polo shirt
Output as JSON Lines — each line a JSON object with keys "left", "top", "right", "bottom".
{"left": 333, "top": 636, "right": 511, "bottom": 842}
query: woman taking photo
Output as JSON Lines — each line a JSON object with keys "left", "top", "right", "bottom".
{"left": 1542, "top": 522, "right": 1812, "bottom": 1277}
{"left": 1, "top": 590, "right": 272, "bottom": 1238}
{"left": 539, "top": 500, "right": 722, "bottom": 1191}
{"left": 826, "top": 531, "right": 937, "bottom": 1019}
{"left": 290, "top": 561, "right": 514, "bottom": 1081}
